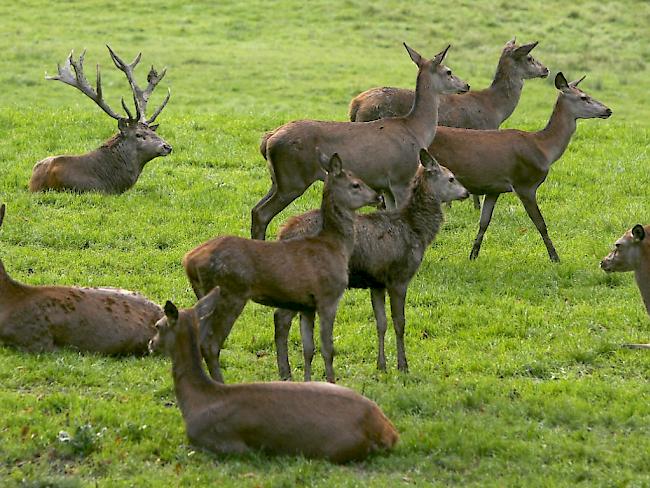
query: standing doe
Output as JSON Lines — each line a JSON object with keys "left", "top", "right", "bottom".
{"left": 29, "top": 46, "right": 172, "bottom": 194}
{"left": 275, "top": 149, "right": 469, "bottom": 379}
{"left": 149, "top": 289, "right": 398, "bottom": 462}
{"left": 251, "top": 43, "right": 469, "bottom": 239}
{"left": 184, "top": 154, "right": 380, "bottom": 383}
{"left": 428, "top": 72, "right": 611, "bottom": 262}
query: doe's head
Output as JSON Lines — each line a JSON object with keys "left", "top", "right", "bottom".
{"left": 555, "top": 72, "right": 612, "bottom": 120}
{"left": 500, "top": 37, "right": 549, "bottom": 80}
{"left": 404, "top": 43, "right": 470, "bottom": 95}
{"left": 319, "top": 152, "right": 382, "bottom": 210}
{"left": 601, "top": 225, "right": 649, "bottom": 273}
{"left": 417, "top": 149, "right": 469, "bottom": 203}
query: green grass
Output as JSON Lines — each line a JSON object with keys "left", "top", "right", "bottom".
{"left": 1, "top": 0, "right": 650, "bottom": 486}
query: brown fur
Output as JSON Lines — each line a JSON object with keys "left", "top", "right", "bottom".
{"left": 184, "top": 155, "right": 380, "bottom": 383}
{"left": 426, "top": 73, "right": 611, "bottom": 262}
{"left": 149, "top": 289, "right": 399, "bottom": 462}
{"left": 250, "top": 44, "right": 469, "bottom": 240}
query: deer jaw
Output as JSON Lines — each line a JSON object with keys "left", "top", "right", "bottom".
{"left": 118, "top": 120, "right": 172, "bottom": 165}
{"left": 433, "top": 62, "right": 470, "bottom": 95}
{"left": 432, "top": 165, "right": 470, "bottom": 203}
{"left": 499, "top": 40, "right": 549, "bottom": 81}
{"left": 555, "top": 74, "right": 612, "bottom": 120}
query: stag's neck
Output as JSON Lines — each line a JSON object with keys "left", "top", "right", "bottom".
{"left": 318, "top": 187, "right": 356, "bottom": 258}
{"left": 401, "top": 177, "right": 443, "bottom": 245}
{"left": 487, "top": 69, "right": 525, "bottom": 124}
{"left": 171, "top": 317, "right": 223, "bottom": 420}
{"left": 95, "top": 134, "right": 145, "bottom": 184}
{"left": 635, "top": 257, "right": 650, "bottom": 317}
{"left": 535, "top": 97, "right": 577, "bottom": 165}
{"left": 405, "top": 69, "right": 440, "bottom": 146}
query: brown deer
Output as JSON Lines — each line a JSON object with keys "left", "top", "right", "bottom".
{"left": 349, "top": 38, "right": 548, "bottom": 209}
{"left": 601, "top": 225, "right": 650, "bottom": 342}
{"left": 184, "top": 154, "right": 381, "bottom": 383}
{"left": 29, "top": 46, "right": 172, "bottom": 194}
{"left": 427, "top": 72, "right": 611, "bottom": 262}
{"left": 274, "top": 149, "right": 469, "bottom": 379}
{"left": 148, "top": 289, "right": 399, "bottom": 462}
{"left": 251, "top": 43, "right": 469, "bottom": 239}
{"left": 0, "top": 204, "right": 162, "bottom": 354}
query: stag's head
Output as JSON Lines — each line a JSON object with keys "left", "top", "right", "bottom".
{"left": 601, "top": 225, "right": 650, "bottom": 273}
{"left": 415, "top": 149, "right": 469, "bottom": 203}
{"left": 554, "top": 72, "right": 612, "bottom": 120}
{"left": 47, "top": 46, "right": 172, "bottom": 159}
{"left": 404, "top": 43, "right": 470, "bottom": 95}
{"left": 500, "top": 38, "right": 549, "bottom": 80}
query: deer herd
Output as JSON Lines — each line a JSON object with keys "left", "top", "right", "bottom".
{"left": 0, "top": 38, "right": 646, "bottom": 462}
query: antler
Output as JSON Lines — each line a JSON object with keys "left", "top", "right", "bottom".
{"left": 46, "top": 50, "right": 123, "bottom": 120}
{"left": 106, "top": 45, "right": 170, "bottom": 124}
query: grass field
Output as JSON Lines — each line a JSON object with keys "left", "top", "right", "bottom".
{"left": 1, "top": 0, "right": 649, "bottom": 486}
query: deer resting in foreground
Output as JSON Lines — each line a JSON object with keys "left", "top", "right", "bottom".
{"left": 184, "top": 154, "right": 381, "bottom": 383}
{"left": 601, "top": 224, "right": 650, "bottom": 349}
{"left": 148, "top": 289, "right": 398, "bottom": 462}
{"left": 427, "top": 72, "right": 611, "bottom": 262}
{"left": 275, "top": 149, "right": 469, "bottom": 379}
{"left": 29, "top": 46, "right": 172, "bottom": 194}
{"left": 251, "top": 43, "right": 469, "bottom": 239}
{"left": 349, "top": 37, "right": 549, "bottom": 210}
{"left": 0, "top": 204, "right": 162, "bottom": 353}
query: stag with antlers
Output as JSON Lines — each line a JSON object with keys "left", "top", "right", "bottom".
{"left": 29, "top": 46, "right": 172, "bottom": 194}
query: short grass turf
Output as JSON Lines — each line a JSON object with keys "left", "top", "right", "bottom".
{"left": 1, "top": 0, "right": 649, "bottom": 486}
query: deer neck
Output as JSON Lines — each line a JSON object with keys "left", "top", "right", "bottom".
{"left": 405, "top": 69, "right": 440, "bottom": 147}
{"left": 318, "top": 186, "right": 356, "bottom": 258}
{"left": 170, "top": 316, "right": 223, "bottom": 420}
{"left": 401, "top": 176, "right": 443, "bottom": 245}
{"left": 535, "top": 97, "right": 577, "bottom": 166}
{"left": 0, "top": 260, "right": 23, "bottom": 296}
{"left": 96, "top": 134, "right": 144, "bottom": 183}
{"left": 487, "top": 67, "right": 524, "bottom": 124}
{"left": 635, "top": 254, "right": 650, "bottom": 317}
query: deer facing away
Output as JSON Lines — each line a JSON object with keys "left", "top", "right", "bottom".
{"left": 148, "top": 288, "right": 399, "bottom": 462}
{"left": 275, "top": 149, "right": 469, "bottom": 379}
{"left": 0, "top": 204, "right": 162, "bottom": 354}
{"left": 251, "top": 43, "right": 469, "bottom": 240}
{"left": 349, "top": 37, "right": 549, "bottom": 209}
{"left": 184, "top": 154, "right": 380, "bottom": 383}
{"left": 29, "top": 46, "right": 172, "bottom": 194}
{"left": 427, "top": 72, "right": 611, "bottom": 262}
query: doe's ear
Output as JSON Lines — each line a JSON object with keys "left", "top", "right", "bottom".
{"left": 164, "top": 300, "right": 179, "bottom": 322}
{"left": 569, "top": 75, "right": 586, "bottom": 88}
{"left": 403, "top": 43, "right": 423, "bottom": 67}
{"left": 419, "top": 148, "right": 440, "bottom": 171}
{"left": 196, "top": 286, "right": 221, "bottom": 321}
{"left": 632, "top": 224, "right": 646, "bottom": 242}
{"left": 432, "top": 44, "right": 451, "bottom": 66}
{"left": 514, "top": 41, "right": 538, "bottom": 57}
{"left": 554, "top": 72, "right": 570, "bottom": 92}
{"left": 505, "top": 36, "right": 517, "bottom": 48}
{"left": 0, "top": 203, "right": 5, "bottom": 229}
{"left": 327, "top": 153, "right": 343, "bottom": 175}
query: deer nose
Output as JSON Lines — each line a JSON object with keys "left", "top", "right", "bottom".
{"left": 163, "top": 143, "right": 173, "bottom": 153}
{"left": 604, "top": 108, "right": 613, "bottom": 117}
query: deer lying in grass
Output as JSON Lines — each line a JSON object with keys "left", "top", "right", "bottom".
{"left": 275, "top": 149, "right": 469, "bottom": 379}
{"left": 184, "top": 154, "right": 380, "bottom": 383}
{"left": 348, "top": 38, "right": 548, "bottom": 210}
{"left": 601, "top": 225, "right": 650, "bottom": 349}
{"left": 251, "top": 43, "right": 469, "bottom": 239}
{"left": 29, "top": 46, "right": 172, "bottom": 194}
{"left": 427, "top": 72, "right": 611, "bottom": 262}
{"left": 0, "top": 204, "right": 162, "bottom": 353}
{"left": 148, "top": 288, "right": 398, "bottom": 462}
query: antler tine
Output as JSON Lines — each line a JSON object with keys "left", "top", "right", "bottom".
{"left": 46, "top": 49, "right": 123, "bottom": 121}
{"left": 120, "top": 97, "right": 134, "bottom": 121}
{"left": 146, "top": 87, "right": 171, "bottom": 124}
{"left": 106, "top": 45, "right": 146, "bottom": 122}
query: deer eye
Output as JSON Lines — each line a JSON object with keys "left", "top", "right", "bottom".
{"left": 446, "top": 69, "right": 452, "bottom": 76}
{"left": 580, "top": 95, "right": 588, "bottom": 101}
{"left": 527, "top": 55, "right": 532, "bottom": 61}
{"left": 135, "top": 133, "right": 145, "bottom": 139}
{"left": 448, "top": 177, "right": 455, "bottom": 183}
{"left": 352, "top": 182, "right": 361, "bottom": 189}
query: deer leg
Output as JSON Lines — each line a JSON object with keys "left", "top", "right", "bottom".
{"left": 470, "top": 193, "right": 500, "bottom": 260}
{"left": 274, "top": 308, "right": 297, "bottom": 380}
{"left": 300, "top": 310, "right": 316, "bottom": 381}
{"left": 318, "top": 303, "right": 340, "bottom": 383}
{"left": 250, "top": 186, "right": 308, "bottom": 240}
{"left": 370, "top": 287, "right": 388, "bottom": 371}
{"left": 387, "top": 284, "right": 409, "bottom": 372}
{"left": 472, "top": 194, "right": 482, "bottom": 210}
{"left": 516, "top": 189, "right": 560, "bottom": 262}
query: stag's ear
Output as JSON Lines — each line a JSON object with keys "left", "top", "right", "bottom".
{"left": 432, "top": 45, "right": 451, "bottom": 66}
{"left": 514, "top": 41, "right": 538, "bottom": 57}
{"left": 118, "top": 118, "right": 129, "bottom": 133}
{"left": 419, "top": 148, "right": 440, "bottom": 172}
{"left": 554, "top": 72, "right": 570, "bottom": 92}
{"left": 569, "top": 75, "right": 586, "bottom": 88}
{"left": 0, "top": 203, "right": 5, "bottom": 229}
{"left": 403, "top": 43, "right": 423, "bottom": 67}
{"left": 164, "top": 300, "right": 179, "bottom": 323}
{"left": 632, "top": 225, "right": 646, "bottom": 242}
{"left": 149, "top": 124, "right": 159, "bottom": 132}
{"left": 196, "top": 286, "right": 221, "bottom": 322}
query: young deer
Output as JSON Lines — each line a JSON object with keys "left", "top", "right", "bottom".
{"left": 275, "top": 149, "right": 469, "bottom": 379}
{"left": 428, "top": 72, "right": 611, "bottom": 262}
{"left": 349, "top": 38, "right": 548, "bottom": 209}
{"left": 184, "top": 154, "right": 381, "bottom": 383}
{"left": 0, "top": 204, "right": 162, "bottom": 354}
{"left": 148, "top": 289, "right": 399, "bottom": 462}
{"left": 29, "top": 47, "right": 172, "bottom": 194}
{"left": 251, "top": 43, "right": 469, "bottom": 239}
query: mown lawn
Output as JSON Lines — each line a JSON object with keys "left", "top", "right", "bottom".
{"left": 1, "top": 1, "right": 649, "bottom": 486}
